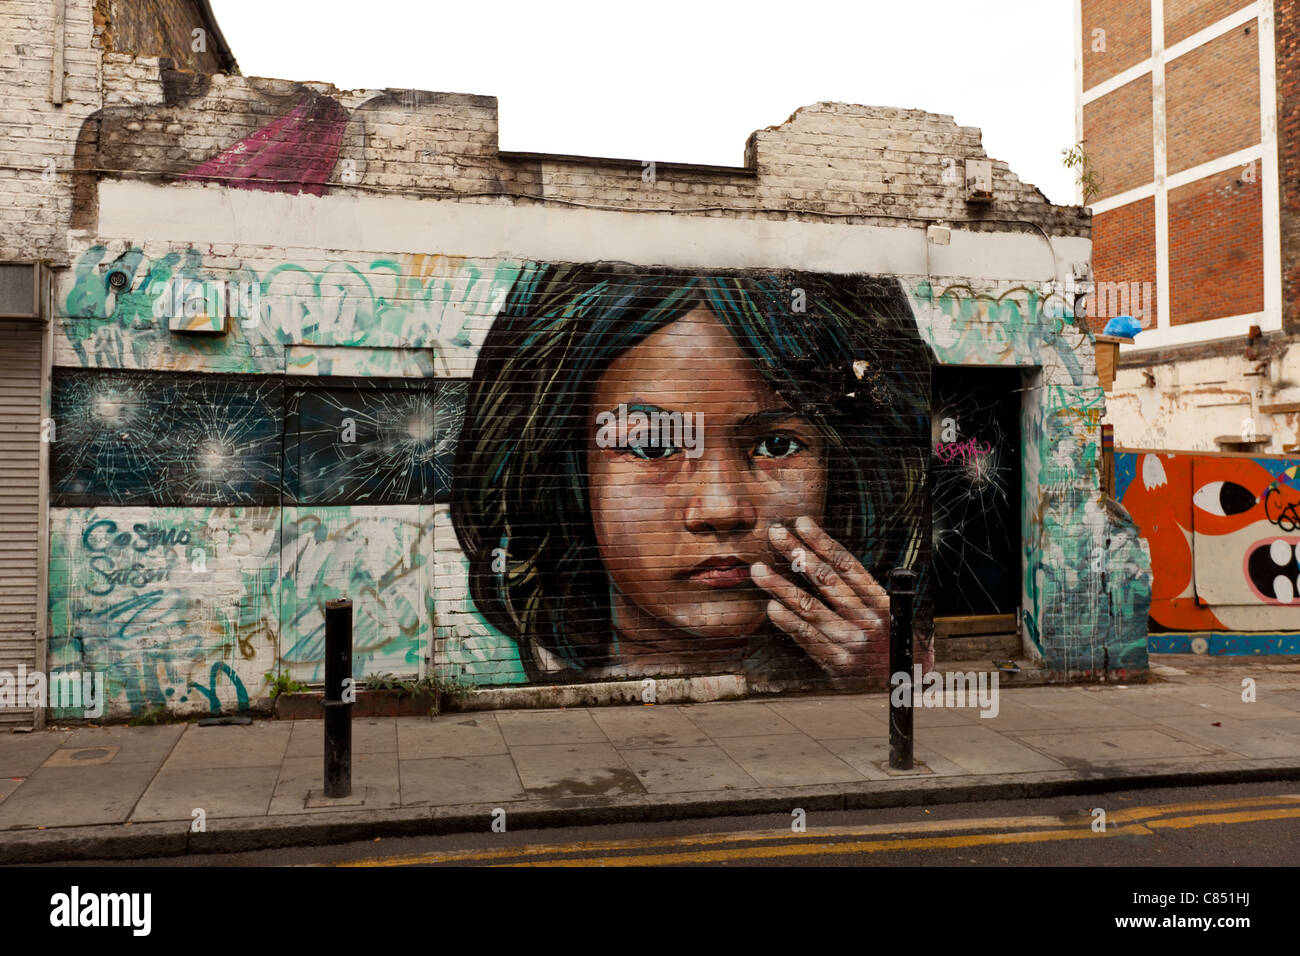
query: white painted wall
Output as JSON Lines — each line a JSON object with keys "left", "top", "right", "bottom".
{"left": 92, "top": 180, "right": 1091, "bottom": 285}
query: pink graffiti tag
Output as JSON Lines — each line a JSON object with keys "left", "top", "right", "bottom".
{"left": 935, "top": 437, "right": 993, "bottom": 465}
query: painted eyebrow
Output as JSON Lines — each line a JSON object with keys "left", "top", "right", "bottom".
{"left": 595, "top": 402, "right": 803, "bottom": 429}
{"left": 735, "top": 408, "right": 805, "bottom": 430}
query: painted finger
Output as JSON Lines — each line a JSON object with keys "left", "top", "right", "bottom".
{"left": 767, "top": 523, "right": 863, "bottom": 619}
{"left": 751, "top": 562, "right": 840, "bottom": 630}
{"left": 765, "top": 600, "right": 853, "bottom": 674}
{"left": 792, "top": 515, "right": 890, "bottom": 609}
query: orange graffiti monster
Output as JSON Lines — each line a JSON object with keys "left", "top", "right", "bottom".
{"left": 1123, "top": 453, "right": 1300, "bottom": 630}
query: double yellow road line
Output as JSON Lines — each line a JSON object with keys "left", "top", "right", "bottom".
{"left": 336, "top": 793, "right": 1300, "bottom": 867}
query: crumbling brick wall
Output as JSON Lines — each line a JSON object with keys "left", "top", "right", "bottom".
{"left": 0, "top": 0, "right": 102, "bottom": 265}
{"left": 74, "top": 62, "right": 1088, "bottom": 237}
{"left": 97, "top": 0, "right": 228, "bottom": 74}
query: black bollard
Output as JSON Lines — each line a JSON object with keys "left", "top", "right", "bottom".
{"left": 323, "top": 598, "right": 353, "bottom": 798}
{"left": 888, "top": 568, "right": 917, "bottom": 770}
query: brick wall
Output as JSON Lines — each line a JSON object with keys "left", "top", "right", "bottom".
{"left": 1279, "top": 0, "right": 1300, "bottom": 334}
{"left": 72, "top": 64, "right": 1087, "bottom": 236}
{"left": 1164, "top": 0, "right": 1254, "bottom": 45}
{"left": 1089, "top": 197, "right": 1158, "bottom": 332}
{"left": 1168, "top": 166, "right": 1263, "bottom": 324}
{"left": 0, "top": 0, "right": 236, "bottom": 267}
{"left": 1081, "top": 0, "right": 1152, "bottom": 90}
{"left": 0, "top": 0, "right": 101, "bottom": 265}
{"left": 1165, "top": 19, "right": 1260, "bottom": 175}
{"left": 1083, "top": 76, "right": 1155, "bottom": 199}
{"left": 100, "top": 0, "right": 228, "bottom": 73}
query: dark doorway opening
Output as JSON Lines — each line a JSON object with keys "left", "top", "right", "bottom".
{"left": 930, "top": 366, "right": 1022, "bottom": 654}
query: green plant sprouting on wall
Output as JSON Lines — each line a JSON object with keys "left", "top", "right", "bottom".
{"left": 365, "top": 669, "right": 476, "bottom": 714}
{"left": 263, "top": 671, "right": 311, "bottom": 699}
{"left": 1061, "top": 142, "right": 1102, "bottom": 205}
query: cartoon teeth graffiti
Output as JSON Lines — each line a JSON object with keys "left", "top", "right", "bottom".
{"left": 1120, "top": 452, "right": 1300, "bottom": 631}
{"left": 1192, "top": 458, "right": 1300, "bottom": 614}
{"left": 1244, "top": 537, "right": 1300, "bottom": 605}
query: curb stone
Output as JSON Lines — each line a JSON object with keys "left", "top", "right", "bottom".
{"left": 4, "top": 759, "right": 1300, "bottom": 864}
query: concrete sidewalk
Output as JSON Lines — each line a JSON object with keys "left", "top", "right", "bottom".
{"left": 2, "top": 655, "right": 1300, "bottom": 863}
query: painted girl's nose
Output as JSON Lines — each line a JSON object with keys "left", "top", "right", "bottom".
{"left": 683, "top": 455, "right": 757, "bottom": 534}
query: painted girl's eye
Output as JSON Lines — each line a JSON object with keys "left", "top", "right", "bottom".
{"left": 753, "top": 434, "right": 804, "bottom": 459}
{"left": 627, "top": 442, "right": 679, "bottom": 461}
{"left": 1194, "top": 480, "right": 1256, "bottom": 517}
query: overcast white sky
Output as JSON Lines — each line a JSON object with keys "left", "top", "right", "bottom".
{"left": 207, "top": 0, "right": 1077, "bottom": 204}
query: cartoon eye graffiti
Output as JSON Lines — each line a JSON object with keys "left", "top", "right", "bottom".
{"left": 1193, "top": 480, "right": 1256, "bottom": 517}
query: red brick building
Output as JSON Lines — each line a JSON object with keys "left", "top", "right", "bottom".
{"left": 1077, "top": 0, "right": 1300, "bottom": 453}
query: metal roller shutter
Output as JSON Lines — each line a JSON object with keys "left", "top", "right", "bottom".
{"left": 0, "top": 321, "right": 43, "bottom": 728}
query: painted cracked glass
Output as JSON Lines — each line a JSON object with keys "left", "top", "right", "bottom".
{"left": 51, "top": 370, "right": 282, "bottom": 506}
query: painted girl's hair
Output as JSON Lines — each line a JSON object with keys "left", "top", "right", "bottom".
{"left": 450, "top": 262, "right": 932, "bottom": 682}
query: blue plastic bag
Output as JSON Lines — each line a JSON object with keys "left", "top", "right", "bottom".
{"left": 1103, "top": 315, "right": 1143, "bottom": 337}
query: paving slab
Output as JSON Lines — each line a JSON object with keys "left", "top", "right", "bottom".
{"left": 715, "top": 734, "right": 864, "bottom": 786}
{"left": 285, "top": 717, "right": 398, "bottom": 758}
{"left": 1146, "top": 717, "right": 1300, "bottom": 760}
{"left": 1100, "top": 687, "right": 1227, "bottom": 721}
{"left": 0, "top": 778, "right": 18, "bottom": 805}
{"left": 961, "top": 699, "right": 1074, "bottom": 733}
{"left": 399, "top": 754, "right": 525, "bottom": 807}
{"left": 131, "top": 765, "right": 279, "bottom": 822}
{"left": 1159, "top": 685, "right": 1300, "bottom": 721}
{"left": 162, "top": 722, "right": 292, "bottom": 770}
{"left": 589, "top": 706, "right": 712, "bottom": 748}
{"left": 0, "top": 762, "right": 156, "bottom": 828}
{"left": 679, "top": 702, "right": 800, "bottom": 738}
{"left": 819, "top": 736, "right": 968, "bottom": 778}
{"left": 53, "top": 724, "right": 184, "bottom": 766}
{"left": 1013, "top": 693, "right": 1151, "bottom": 729}
{"left": 853, "top": 695, "right": 989, "bottom": 726}
{"left": 1256, "top": 689, "right": 1300, "bottom": 711}
{"left": 396, "top": 714, "right": 508, "bottom": 758}
{"left": 270, "top": 753, "right": 401, "bottom": 814}
{"left": 0, "top": 730, "right": 70, "bottom": 777}
{"left": 620, "top": 745, "right": 760, "bottom": 793}
{"left": 919, "top": 725, "right": 1066, "bottom": 774}
{"left": 495, "top": 710, "right": 608, "bottom": 747}
{"left": 509, "top": 742, "right": 645, "bottom": 798}
{"left": 1013, "top": 728, "right": 1219, "bottom": 765}
{"left": 766, "top": 699, "right": 888, "bottom": 739}
{"left": 911, "top": 703, "right": 986, "bottom": 727}
{"left": 42, "top": 745, "right": 120, "bottom": 767}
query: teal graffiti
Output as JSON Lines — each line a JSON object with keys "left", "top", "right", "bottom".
{"left": 187, "top": 662, "right": 249, "bottom": 714}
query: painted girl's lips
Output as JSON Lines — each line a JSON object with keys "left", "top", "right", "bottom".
{"left": 682, "top": 556, "right": 753, "bottom": 589}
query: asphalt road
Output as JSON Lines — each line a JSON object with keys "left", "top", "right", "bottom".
{"left": 68, "top": 779, "right": 1300, "bottom": 867}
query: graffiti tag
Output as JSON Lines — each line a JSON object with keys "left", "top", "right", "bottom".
{"left": 1265, "top": 484, "right": 1300, "bottom": 533}
{"left": 935, "top": 437, "right": 993, "bottom": 465}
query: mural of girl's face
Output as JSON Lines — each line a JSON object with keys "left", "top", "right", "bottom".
{"left": 586, "top": 307, "right": 828, "bottom": 656}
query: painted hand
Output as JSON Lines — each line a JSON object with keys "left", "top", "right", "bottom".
{"left": 751, "top": 516, "right": 891, "bottom": 685}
